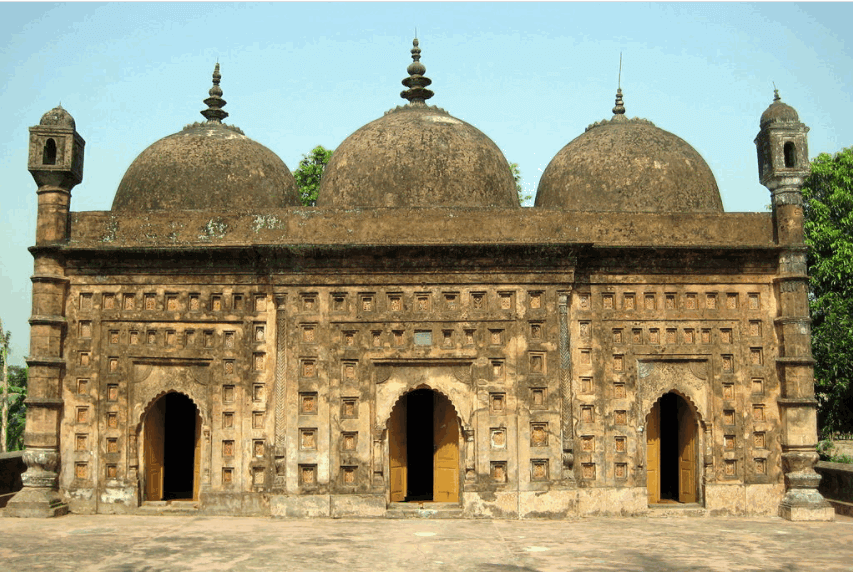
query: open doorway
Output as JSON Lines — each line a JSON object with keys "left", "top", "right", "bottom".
{"left": 388, "top": 388, "right": 460, "bottom": 503}
{"left": 646, "top": 392, "right": 697, "bottom": 504}
{"left": 143, "top": 392, "right": 201, "bottom": 501}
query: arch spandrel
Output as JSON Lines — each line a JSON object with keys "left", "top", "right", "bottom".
{"left": 375, "top": 364, "right": 473, "bottom": 431}
{"left": 637, "top": 359, "right": 710, "bottom": 425}
{"left": 129, "top": 360, "right": 212, "bottom": 430}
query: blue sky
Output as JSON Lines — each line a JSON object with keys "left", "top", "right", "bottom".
{"left": 1, "top": 2, "right": 851, "bottom": 364}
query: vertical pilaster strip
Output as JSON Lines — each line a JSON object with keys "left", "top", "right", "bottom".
{"left": 272, "top": 294, "right": 287, "bottom": 490}
{"left": 558, "top": 290, "right": 574, "bottom": 480}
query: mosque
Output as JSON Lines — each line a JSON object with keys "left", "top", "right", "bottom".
{"left": 6, "top": 40, "right": 833, "bottom": 520}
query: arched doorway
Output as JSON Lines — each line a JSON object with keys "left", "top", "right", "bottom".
{"left": 646, "top": 392, "right": 698, "bottom": 504}
{"left": 388, "top": 388, "right": 460, "bottom": 503}
{"left": 143, "top": 392, "right": 201, "bottom": 501}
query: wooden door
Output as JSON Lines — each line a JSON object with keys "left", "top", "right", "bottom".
{"left": 389, "top": 398, "right": 407, "bottom": 502}
{"left": 646, "top": 401, "right": 661, "bottom": 504}
{"left": 678, "top": 403, "right": 697, "bottom": 503}
{"left": 433, "top": 394, "right": 459, "bottom": 503}
{"left": 192, "top": 410, "right": 202, "bottom": 500}
{"left": 144, "top": 397, "right": 166, "bottom": 501}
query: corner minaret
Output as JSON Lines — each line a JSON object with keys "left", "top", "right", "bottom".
{"left": 5, "top": 106, "right": 84, "bottom": 518}
{"left": 755, "top": 91, "right": 833, "bottom": 521}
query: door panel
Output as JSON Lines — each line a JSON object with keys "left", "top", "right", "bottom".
{"left": 389, "top": 398, "right": 407, "bottom": 502}
{"left": 433, "top": 394, "right": 459, "bottom": 503}
{"left": 646, "top": 402, "right": 661, "bottom": 504}
{"left": 144, "top": 398, "right": 166, "bottom": 501}
{"left": 678, "top": 403, "right": 697, "bottom": 503}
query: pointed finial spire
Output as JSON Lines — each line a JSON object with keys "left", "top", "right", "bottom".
{"left": 612, "top": 53, "right": 626, "bottom": 116}
{"left": 401, "top": 38, "right": 434, "bottom": 105}
{"left": 201, "top": 62, "right": 229, "bottom": 123}
{"left": 773, "top": 89, "right": 781, "bottom": 102}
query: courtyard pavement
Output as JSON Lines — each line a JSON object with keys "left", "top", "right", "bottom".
{"left": 0, "top": 512, "right": 851, "bottom": 572}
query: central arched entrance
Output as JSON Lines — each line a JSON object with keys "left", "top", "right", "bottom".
{"left": 388, "top": 388, "right": 460, "bottom": 503}
{"left": 646, "top": 392, "right": 698, "bottom": 504}
{"left": 143, "top": 392, "right": 201, "bottom": 501}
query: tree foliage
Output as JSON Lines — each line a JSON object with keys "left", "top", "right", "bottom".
{"left": 293, "top": 145, "right": 333, "bottom": 206}
{"left": 511, "top": 162, "right": 532, "bottom": 206}
{"left": 802, "top": 147, "right": 853, "bottom": 434}
{"left": 5, "top": 366, "right": 26, "bottom": 451}
{"left": 0, "top": 323, "right": 27, "bottom": 452}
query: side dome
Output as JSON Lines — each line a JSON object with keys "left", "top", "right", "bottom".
{"left": 112, "top": 65, "right": 299, "bottom": 212}
{"left": 535, "top": 90, "right": 723, "bottom": 213}
{"left": 317, "top": 40, "right": 518, "bottom": 208}
{"left": 40, "top": 105, "right": 76, "bottom": 129}
{"left": 760, "top": 89, "right": 799, "bottom": 127}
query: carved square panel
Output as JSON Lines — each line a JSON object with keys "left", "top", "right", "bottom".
{"left": 578, "top": 292, "right": 590, "bottom": 310}
{"left": 752, "top": 378, "right": 764, "bottom": 395}
{"left": 665, "top": 293, "right": 676, "bottom": 310}
{"left": 123, "top": 293, "right": 135, "bottom": 310}
{"left": 613, "top": 383, "right": 626, "bottom": 399}
{"left": 623, "top": 293, "right": 635, "bottom": 311}
{"left": 528, "top": 291, "right": 542, "bottom": 309}
{"left": 582, "top": 463, "right": 595, "bottom": 480}
{"left": 106, "top": 412, "right": 118, "bottom": 429}
{"left": 300, "top": 392, "right": 318, "bottom": 415}
{"left": 106, "top": 464, "right": 118, "bottom": 479}
{"left": 490, "top": 461, "right": 507, "bottom": 483}
{"left": 754, "top": 432, "right": 766, "bottom": 449}
{"left": 530, "top": 388, "right": 546, "bottom": 408}
{"left": 222, "top": 440, "right": 235, "bottom": 457}
{"left": 232, "top": 293, "right": 244, "bottom": 311}
{"left": 530, "top": 423, "right": 548, "bottom": 447}
{"left": 341, "top": 398, "right": 358, "bottom": 419}
{"left": 222, "top": 467, "right": 234, "bottom": 484}
{"left": 189, "top": 294, "right": 200, "bottom": 311}
{"left": 103, "top": 293, "right": 116, "bottom": 310}
{"left": 724, "top": 435, "right": 735, "bottom": 450}
{"left": 77, "top": 378, "right": 89, "bottom": 394}
{"left": 748, "top": 293, "right": 760, "bottom": 310}
{"left": 341, "top": 466, "right": 357, "bottom": 485}
{"left": 107, "top": 384, "right": 118, "bottom": 402}
{"left": 252, "top": 411, "right": 265, "bottom": 429}
{"left": 615, "top": 436, "right": 626, "bottom": 453}
{"left": 222, "top": 412, "right": 235, "bottom": 429}
{"left": 300, "top": 428, "right": 317, "bottom": 450}
{"left": 706, "top": 293, "right": 717, "bottom": 310}
{"left": 299, "top": 464, "right": 316, "bottom": 485}
{"left": 342, "top": 432, "right": 357, "bottom": 451}
{"left": 615, "top": 463, "right": 628, "bottom": 480}
{"left": 490, "top": 428, "right": 506, "bottom": 449}
{"left": 580, "top": 377, "right": 593, "bottom": 395}
{"left": 581, "top": 435, "right": 594, "bottom": 452}
{"left": 489, "top": 393, "right": 506, "bottom": 415}
{"left": 531, "top": 460, "right": 548, "bottom": 481}
{"left": 685, "top": 293, "right": 697, "bottom": 309}
{"left": 75, "top": 434, "right": 87, "bottom": 451}
{"left": 253, "top": 440, "right": 264, "bottom": 457}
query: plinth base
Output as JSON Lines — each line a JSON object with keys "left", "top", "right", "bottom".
{"left": 779, "top": 489, "right": 835, "bottom": 521}
{"left": 3, "top": 488, "right": 69, "bottom": 518}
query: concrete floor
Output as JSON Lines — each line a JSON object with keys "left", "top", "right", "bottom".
{"left": 0, "top": 513, "right": 851, "bottom": 572}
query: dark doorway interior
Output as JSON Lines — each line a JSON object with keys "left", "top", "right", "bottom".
{"left": 406, "top": 389, "right": 434, "bottom": 501}
{"left": 659, "top": 392, "right": 680, "bottom": 501}
{"left": 162, "top": 392, "right": 197, "bottom": 500}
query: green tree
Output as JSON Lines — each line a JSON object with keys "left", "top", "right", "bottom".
{"left": 802, "top": 147, "right": 853, "bottom": 434}
{"left": 5, "top": 365, "right": 26, "bottom": 451}
{"left": 511, "top": 162, "right": 532, "bottom": 206}
{"left": 293, "top": 145, "right": 333, "bottom": 206}
{"left": 1, "top": 322, "right": 27, "bottom": 452}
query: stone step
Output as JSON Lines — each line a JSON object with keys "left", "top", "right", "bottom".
{"left": 647, "top": 503, "right": 707, "bottom": 517}
{"left": 136, "top": 500, "right": 200, "bottom": 515}
{"left": 385, "top": 502, "right": 464, "bottom": 519}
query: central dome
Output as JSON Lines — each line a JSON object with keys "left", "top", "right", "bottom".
{"left": 535, "top": 90, "right": 723, "bottom": 213}
{"left": 112, "top": 65, "right": 300, "bottom": 212}
{"left": 317, "top": 40, "right": 518, "bottom": 209}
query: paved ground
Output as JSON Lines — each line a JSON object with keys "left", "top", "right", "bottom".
{"left": 1, "top": 513, "right": 852, "bottom": 572}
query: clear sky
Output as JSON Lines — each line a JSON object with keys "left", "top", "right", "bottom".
{"left": 1, "top": 2, "right": 851, "bottom": 364}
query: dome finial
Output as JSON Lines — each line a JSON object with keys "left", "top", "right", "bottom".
{"left": 201, "top": 62, "right": 229, "bottom": 123}
{"left": 612, "top": 53, "right": 626, "bottom": 117}
{"left": 401, "top": 38, "right": 434, "bottom": 105}
{"left": 613, "top": 88, "right": 626, "bottom": 116}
